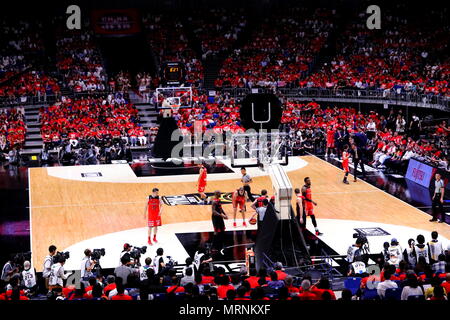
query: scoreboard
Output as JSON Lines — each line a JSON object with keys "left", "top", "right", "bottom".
{"left": 161, "top": 62, "right": 186, "bottom": 85}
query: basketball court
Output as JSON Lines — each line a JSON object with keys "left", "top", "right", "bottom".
{"left": 29, "top": 155, "right": 450, "bottom": 271}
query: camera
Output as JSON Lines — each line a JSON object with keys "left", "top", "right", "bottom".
{"left": 129, "top": 246, "right": 147, "bottom": 260}
{"left": 53, "top": 251, "right": 70, "bottom": 264}
{"left": 166, "top": 256, "right": 178, "bottom": 268}
{"left": 91, "top": 248, "right": 105, "bottom": 261}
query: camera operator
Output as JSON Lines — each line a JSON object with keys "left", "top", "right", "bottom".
{"left": 152, "top": 248, "right": 167, "bottom": 276}
{"left": 151, "top": 248, "right": 177, "bottom": 277}
{"left": 42, "top": 245, "right": 57, "bottom": 290}
{"left": 120, "top": 243, "right": 132, "bottom": 265}
{"left": 193, "top": 246, "right": 212, "bottom": 276}
{"left": 1, "top": 254, "right": 20, "bottom": 284}
{"left": 81, "top": 249, "right": 96, "bottom": 282}
{"left": 114, "top": 255, "right": 139, "bottom": 286}
{"left": 48, "top": 256, "right": 71, "bottom": 291}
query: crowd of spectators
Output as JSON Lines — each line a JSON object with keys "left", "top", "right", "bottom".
{"left": 1, "top": 229, "right": 448, "bottom": 301}
{"left": 38, "top": 94, "right": 145, "bottom": 165}
{"left": 0, "top": 20, "right": 44, "bottom": 83}
{"left": 159, "top": 90, "right": 245, "bottom": 136}
{"left": 279, "top": 101, "right": 449, "bottom": 173}
{"left": 344, "top": 231, "right": 449, "bottom": 301}
{"left": 0, "top": 71, "right": 60, "bottom": 102}
{"left": 0, "top": 20, "right": 60, "bottom": 104}
{"left": 215, "top": 8, "right": 333, "bottom": 89}
{"left": 303, "top": 8, "right": 449, "bottom": 97}
{"left": 55, "top": 18, "right": 107, "bottom": 93}
{"left": 189, "top": 8, "right": 247, "bottom": 59}
{"left": 0, "top": 107, "right": 26, "bottom": 159}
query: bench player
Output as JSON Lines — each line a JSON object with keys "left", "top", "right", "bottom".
{"left": 144, "top": 188, "right": 163, "bottom": 245}
{"left": 232, "top": 187, "right": 247, "bottom": 227}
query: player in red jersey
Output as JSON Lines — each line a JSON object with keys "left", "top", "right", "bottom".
{"left": 325, "top": 126, "right": 336, "bottom": 158}
{"left": 232, "top": 187, "right": 247, "bottom": 227}
{"left": 144, "top": 188, "right": 163, "bottom": 245}
{"left": 250, "top": 189, "right": 268, "bottom": 210}
{"left": 301, "top": 177, "right": 322, "bottom": 236}
{"left": 197, "top": 163, "right": 208, "bottom": 204}
{"left": 342, "top": 144, "right": 350, "bottom": 184}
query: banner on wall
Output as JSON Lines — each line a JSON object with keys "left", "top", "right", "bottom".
{"left": 405, "top": 158, "right": 436, "bottom": 188}
{"left": 91, "top": 9, "right": 141, "bottom": 35}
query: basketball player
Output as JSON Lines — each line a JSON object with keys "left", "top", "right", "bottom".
{"left": 325, "top": 125, "right": 336, "bottom": 158}
{"left": 251, "top": 189, "right": 269, "bottom": 210}
{"left": 294, "top": 188, "right": 304, "bottom": 222}
{"left": 342, "top": 144, "right": 350, "bottom": 184}
{"left": 212, "top": 190, "right": 228, "bottom": 250}
{"left": 197, "top": 163, "right": 208, "bottom": 204}
{"left": 232, "top": 187, "right": 247, "bottom": 227}
{"left": 144, "top": 188, "right": 163, "bottom": 245}
{"left": 300, "top": 177, "right": 322, "bottom": 236}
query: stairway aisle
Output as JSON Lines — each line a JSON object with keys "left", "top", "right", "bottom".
{"left": 21, "top": 105, "right": 44, "bottom": 156}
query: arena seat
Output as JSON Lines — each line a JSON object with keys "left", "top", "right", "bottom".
{"left": 344, "top": 277, "right": 362, "bottom": 295}
{"left": 361, "top": 289, "right": 379, "bottom": 300}
{"left": 384, "top": 288, "right": 402, "bottom": 301}
{"left": 407, "top": 295, "right": 425, "bottom": 301}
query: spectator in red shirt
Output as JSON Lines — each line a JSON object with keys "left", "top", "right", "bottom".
{"left": 104, "top": 275, "right": 117, "bottom": 296}
{"left": 111, "top": 283, "right": 133, "bottom": 300}
{"left": 274, "top": 262, "right": 288, "bottom": 280}
{"left": 284, "top": 276, "right": 300, "bottom": 294}
{"left": 217, "top": 275, "right": 235, "bottom": 299}
{"left": 298, "top": 279, "right": 318, "bottom": 300}
{"left": 311, "top": 277, "right": 336, "bottom": 300}
{"left": 441, "top": 274, "right": 450, "bottom": 294}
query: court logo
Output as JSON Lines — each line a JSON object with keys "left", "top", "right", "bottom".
{"left": 81, "top": 172, "right": 103, "bottom": 177}
{"left": 162, "top": 192, "right": 259, "bottom": 206}
{"left": 354, "top": 227, "right": 390, "bottom": 237}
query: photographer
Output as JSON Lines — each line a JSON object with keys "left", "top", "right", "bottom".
{"left": 1, "top": 254, "right": 19, "bottom": 284}
{"left": 42, "top": 245, "right": 57, "bottom": 290}
{"left": 152, "top": 248, "right": 167, "bottom": 276}
{"left": 114, "top": 255, "right": 138, "bottom": 286}
{"left": 120, "top": 243, "right": 132, "bottom": 265}
{"left": 48, "top": 256, "right": 70, "bottom": 290}
{"left": 81, "top": 249, "right": 96, "bottom": 282}
{"left": 193, "top": 246, "right": 213, "bottom": 276}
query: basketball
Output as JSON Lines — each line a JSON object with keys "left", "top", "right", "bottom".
{"left": 249, "top": 217, "right": 257, "bottom": 225}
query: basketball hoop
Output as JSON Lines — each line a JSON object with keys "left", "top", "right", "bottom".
{"left": 230, "top": 131, "right": 289, "bottom": 168}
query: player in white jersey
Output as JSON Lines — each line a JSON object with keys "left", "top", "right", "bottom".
{"left": 414, "top": 234, "right": 429, "bottom": 264}
{"left": 48, "top": 257, "right": 70, "bottom": 289}
{"left": 427, "top": 231, "right": 444, "bottom": 264}
{"left": 403, "top": 239, "right": 417, "bottom": 268}
{"left": 139, "top": 257, "right": 155, "bottom": 281}
{"left": 21, "top": 261, "right": 37, "bottom": 295}
{"left": 387, "top": 238, "right": 402, "bottom": 266}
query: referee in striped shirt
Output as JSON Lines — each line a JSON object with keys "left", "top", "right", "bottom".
{"left": 430, "top": 173, "right": 445, "bottom": 223}
{"left": 240, "top": 167, "right": 255, "bottom": 202}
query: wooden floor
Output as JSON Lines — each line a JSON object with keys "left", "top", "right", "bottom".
{"left": 29, "top": 156, "right": 449, "bottom": 268}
